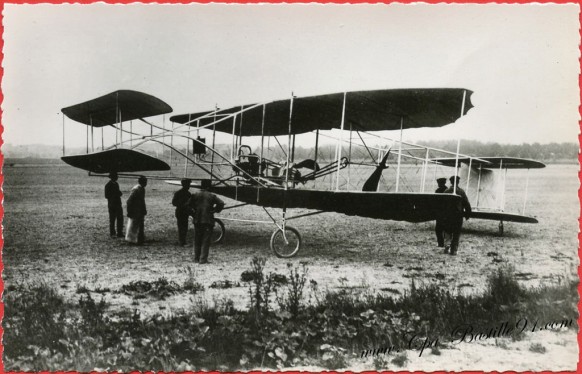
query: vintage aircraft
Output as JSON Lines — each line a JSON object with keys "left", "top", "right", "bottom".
{"left": 60, "top": 88, "right": 544, "bottom": 257}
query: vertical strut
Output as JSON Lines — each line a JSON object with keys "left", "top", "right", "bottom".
{"left": 466, "top": 158, "right": 473, "bottom": 197}
{"left": 119, "top": 110, "right": 122, "bottom": 148}
{"left": 476, "top": 165, "right": 482, "bottom": 208}
{"left": 62, "top": 114, "right": 65, "bottom": 156}
{"left": 453, "top": 138, "right": 460, "bottom": 195}
{"left": 284, "top": 94, "right": 295, "bottom": 230}
{"left": 395, "top": 118, "right": 403, "bottom": 192}
{"left": 260, "top": 104, "right": 266, "bottom": 175}
{"left": 522, "top": 168, "right": 530, "bottom": 215}
{"left": 314, "top": 129, "right": 319, "bottom": 189}
{"left": 421, "top": 148, "right": 429, "bottom": 192}
{"left": 210, "top": 105, "right": 217, "bottom": 181}
{"left": 453, "top": 90, "right": 467, "bottom": 195}
{"left": 336, "top": 92, "right": 347, "bottom": 191}
{"left": 87, "top": 116, "right": 90, "bottom": 154}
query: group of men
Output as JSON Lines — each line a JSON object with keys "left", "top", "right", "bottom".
{"left": 105, "top": 173, "right": 224, "bottom": 264}
{"left": 434, "top": 175, "right": 472, "bottom": 255}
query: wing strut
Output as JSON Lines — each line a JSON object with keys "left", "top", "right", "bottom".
{"left": 283, "top": 94, "right": 295, "bottom": 230}
{"left": 62, "top": 114, "right": 66, "bottom": 156}
{"left": 335, "top": 92, "right": 347, "bottom": 191}
{"left": 466, "top": 157, "right": 473, "bottom": 196}
{"left": 210, "top": 106, "right": 218, "bottom": 182}
{"left": 314, "top": 129, "right": 319, "bottom": 188}
{"left": 395, "top": 118, "right": 403, "bottom": 192}
{"left": 522, "top": 168, "right": 530, "bottom": 215}
{"left": 453, "top": 90, "right": 468, "bottom": 195}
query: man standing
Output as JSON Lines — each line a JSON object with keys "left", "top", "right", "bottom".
{"left": 443, "top": 175, "right": 472, "bottom": 255}
{"left": 105, "top": 172, "right": 124, "bottom": 238}
{"left": 126, "top": 176, "right": 148, "bottom": 245}
{"left": 187, "top": 179, "right": 225, "bottom": 264}
{"left": 172, "top": 179, "right": 192, "bottom": 246}
{"left": 434, "top": 177, "right": 448, "bottom": 248}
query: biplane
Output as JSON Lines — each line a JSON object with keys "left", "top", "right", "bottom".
{"left": 60, "top": 88, "right": 543, "bottom": 257}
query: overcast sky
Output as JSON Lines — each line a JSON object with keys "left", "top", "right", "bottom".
{"left": 2, "top": 3, "right": 580, "bottom": 147}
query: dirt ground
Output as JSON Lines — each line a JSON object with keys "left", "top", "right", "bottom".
{"left": 2, "top": 161, "right": 579, "bottom": 371}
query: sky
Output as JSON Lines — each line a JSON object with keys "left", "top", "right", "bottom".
{"left": 1, "top": 3, "right": 580, "bottom": 148}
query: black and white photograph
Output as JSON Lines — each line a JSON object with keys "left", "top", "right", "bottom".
{"left": 2, "top": 2, "right": 579, "bottom": 371}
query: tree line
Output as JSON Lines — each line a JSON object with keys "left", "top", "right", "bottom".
{"left": 287, "top": 140, "right": 578, "bottom": 164}
{"left": 4, "top": 140, "right": 578, "bottom": 164}
{"left": 418, "top": 140, "right": 578, "bottom": 163}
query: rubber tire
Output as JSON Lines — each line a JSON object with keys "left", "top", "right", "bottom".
{"left": 212, "top": 218, "right": 225, "bottom": 244}
{"left": 270, "top": 226, "right": 302, "bottom": 258}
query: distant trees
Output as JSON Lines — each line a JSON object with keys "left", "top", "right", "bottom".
{"left": 4, "top": 140, "right": 579, "bottom": 164}
{"left": 415, "top": 140, "right": 578, "bottom": 163}
{"left": 288, "top": 141, "right": 578, "bottom": 164}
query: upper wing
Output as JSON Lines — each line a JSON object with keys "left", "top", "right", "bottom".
{"left": 61, "top": 149, "right": 171, "bottom": 173}
{"left": 62, "top": 90, "right": 173, "bottom": 127}
{"left": 433, "top": 157, "right": 546, "bottom": 169}
{"left": 171, "top": 88, "right": 473, "bottom": 136}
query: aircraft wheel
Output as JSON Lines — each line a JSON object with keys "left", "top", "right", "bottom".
{"left": 270, "top": 226, "right": 302, "bottom": 258}
{"left": 498, "top": 221, "right": 504, "bottom": 236}
{"left": 212, "top": 218, "right": 225, "bottom": 244}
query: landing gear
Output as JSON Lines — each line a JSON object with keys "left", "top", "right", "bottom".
{"left": 498, "top": 221, "right": 504, "bottom": 236}
{"left": 212, "top": 218, "right": 225, "bottom": 244}
{"left": 270, "top": 226, "right": 302, "bottom": 258}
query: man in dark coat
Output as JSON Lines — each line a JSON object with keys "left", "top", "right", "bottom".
{"left": 126, "top": 176, "right": 148, "bottom": 245}
{"left": 104, "top": 172, "right": 123, "bottom": 238}
{"left": 443, "top": 175, "right": 472, "bottom": 255}
{"left": 434, "top": 177, "right": 448, "bottom": 247}
{"left": 187, "top": 179, "right": 225, "bottom": 264}
{"left": 172, "top": 179, "right": 192, "bottom": 246}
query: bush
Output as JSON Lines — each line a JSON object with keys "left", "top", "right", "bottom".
{"left": 277, "top": 262, "right": 308, "bottom": 318}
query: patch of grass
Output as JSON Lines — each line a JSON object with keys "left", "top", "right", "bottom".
{"left": 430, "top": 346, "right": 441, "bottom": 355}
{"left": 94, "top": 287, "right": 111, "bottom": 294}
{"left": 183, "top": 266, "right": 205, "bottom": 294}
{"left": 3, "top": 263, "right": 578, "bottom": 371}
{"left": 391, "top": 353, "right": 408, "bottom": 367}
{"left": 76, "top": 284, "right": 90, "bottom": 294}
{"left": 318, "top": 344, "right": 348, "bottom": 370}
{"left": 277, "top": 262, "right": 308, "bottom": 318}
{"left": 380, "top": 287, "right": 401, "bottom": 294}
{"left": 120, "top": 277, "right": 181, "bottom": 300}
{"left": 209, "top": 280, "right": 240, "bottom": 289}
{"left": 373, "top": 353, "right": 390, "bottom": 370}
{"left": 529, "top": 343, "right": 547, "bottom": 354}
{"left": 495, "top": 339, "right": 510, "bottom": 350}
{"left": 3, "top": 283, "right": 70, "bottom": 363}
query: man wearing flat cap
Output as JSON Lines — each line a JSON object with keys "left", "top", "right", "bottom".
{"left": 172, "top": 178, "right": 192, "bottom": 246}
{"left": 104, "top": 172, "right": 123, "bottom": 238}
{"left": 443, "top": 175, "right": 472, "bottom": 255}
{"left": 434, "top": 177, "right": 448, "bottom": 247}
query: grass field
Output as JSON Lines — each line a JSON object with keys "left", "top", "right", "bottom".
{"left": 2, "top": 160, "right": 579, "bottom": 370}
